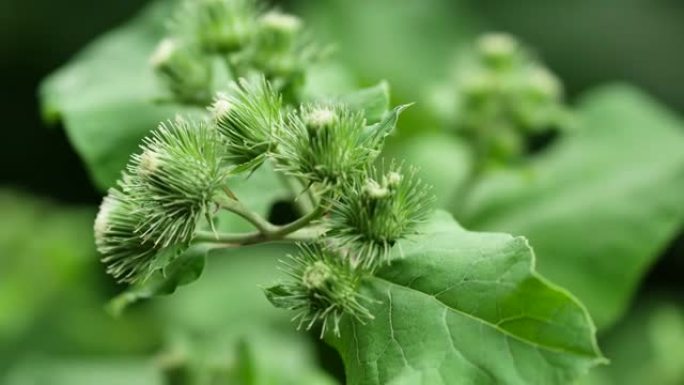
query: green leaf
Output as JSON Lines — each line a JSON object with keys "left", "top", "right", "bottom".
{"left": 106, "top": 244, "right": 209, "bottom": 316}
{"left": 39, "top": 1, "right": 195, "bottom": 189}
{"left": 364, "top": 103, "right": 412, "bottom": 143}
{"left": 460, "top": 84, "right": 684, "bottom": 329}
{"left": 0, "top": 190, "right": 94, "bottom": 341}
{"left": 329, "top": 211, "right": 604, "bottom": 385}
{"left": 337, "top": 81, "right": 390, "bottom": 123}
{"left": 2, "top": 359, "right": 163, "bottom": 385}
{"left": 382, "top": 131, "right": 472, "bottom": 208}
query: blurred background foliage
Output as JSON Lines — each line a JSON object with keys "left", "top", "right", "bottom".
{"left": 0, "top": 0, "right": 682, "bottom": 384}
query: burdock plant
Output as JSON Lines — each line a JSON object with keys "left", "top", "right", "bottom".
{"left": 42, "top": 0, "right": 613, "bottom": 382}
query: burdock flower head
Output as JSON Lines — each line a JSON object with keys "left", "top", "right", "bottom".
{"left": 326, "top": 163, "right": 433, "bottom": 268}
{"left": 95, "top": 117, "right": 227, "bottom": 283}
{"left": 173, "top": 0, "right": 259, "bottom": 54}
{"left": 150, "top": 38, "right": 213, "bottom": 104}
{"left": 273, "top": 104, "right": 384, "bottom": 187}
{"left": 94, "top": 188, "right": 177, "bottom": 283}
{"left": 210, "top": 76, "right": 282, "bottom": 171}
{"left": 264, "top": 243, "right": 372, "bottom": 337}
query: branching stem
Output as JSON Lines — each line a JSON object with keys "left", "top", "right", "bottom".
{"left": 204, "top": 192, "right": 326, "bottom": 246}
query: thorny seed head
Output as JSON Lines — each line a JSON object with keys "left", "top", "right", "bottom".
{"left": 173, "top": 0, "right": 259, "bottom": 54}
{"left": 150, "top": 38, "right": 213, "bottom": 104}
{"left": 273, "top": 104, "right": 382, "bottom": 187}
{"left": 260, "top": 11, "right": 302, "bottom": 35}
{"left": 123, "top": 117, "right": 227, "bottom": 252}
{"left": 95, "top": 188, "right": 180, "bottom": 284}
{"left": 449, "top": 33, "right": 570, "bottom": 165}
{"left": 264, "top": 243, "right": 373, "bottom": 337}
{"left": 477, "top": 32, "right": 518, "bottom": 68}
{"left": 326, "top": 162, "right": 433, "bottom": 269}
{"left": 212, "top": 76, "right": 282, "bottom": 170}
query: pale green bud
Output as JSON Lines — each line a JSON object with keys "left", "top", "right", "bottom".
{"left": 274, "top": 104, "right": 379, "bottom": 186}
{"left": 302, "top": 260, "right": 332, "bottom": 289}
{"left": 213, "top": 76, "right": 282, "bottom": 170}
{"left": 477, "top": 32, "right": 518, "bottom": 68}
{"left": 264, "top": 244, "right": 372, "bottom": 337}
{"left": 150, "top": 38, "right": 213, "bottom": 104}
{"left": 327, "top": 163, "right": 433, "bottom": 269}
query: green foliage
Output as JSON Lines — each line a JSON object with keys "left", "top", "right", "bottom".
{"left": 460, "top": 85, "right": 684, "bottom": 329}
{"left": 36, "top": 0, "right": 684, "bottom": 384}
{"left": 328, "top": 211, "right": 605, "bottom": 385}
{"left": 577, "top": 298, "right": 684, "bottom": 385}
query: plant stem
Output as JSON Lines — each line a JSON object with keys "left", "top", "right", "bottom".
{"left": 215, "top": 192, "right": 276, "bottom": 234}
{"left": 208, "top": 192, "right": 326, "bottom": 246}
{"left": 194, "top": 225, "right": 324, "bottom": 246}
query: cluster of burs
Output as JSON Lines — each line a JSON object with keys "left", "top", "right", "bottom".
{"left": 94, "top": 0, "right": 433, "bottom": 336}
{"left": 446, "top": 32, "right": 569, "bottom": 168}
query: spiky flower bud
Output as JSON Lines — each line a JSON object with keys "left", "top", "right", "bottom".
{"left": 124, "top": 118, "right": 227, "bottom": 249}
{"left": 237, "top": 9, "right": 320, "bottom": 90}
{"left": 258, "top": 11, "right": 302, "bottom": 52}
{"left": 212, "top": 77, "right": 282, "bottom": 170}
{"left": 174, "top": 0, "right": 258, "bottom": 54}
{"left": 449, "top": 33, "right": 569, "bottom": 165}
{"left": 264, "top": 244, "right": 372, "bottom": 337}
{"left": 150, "top": 38, "right": 213, "bottom": 104}
{"left": 477, "top": 32, "right": 518, "bottom": 68}
{"left": 274, "top": 104, "right": 381, "bottom": 186}
{"left": 95, "top": 188, "right": 178, "bottom": 283}
{"left": 326, "top": 163, "right": 433, "bottom": 268}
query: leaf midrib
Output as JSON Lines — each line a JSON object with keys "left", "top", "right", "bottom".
{"left": 371, "top": 276, "right": 599, "bottom": 358}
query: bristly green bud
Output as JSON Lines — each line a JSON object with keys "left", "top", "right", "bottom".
{"left": 273, "top": 104, "right": 382, "bottom": 187}
{"left": 212, "top": 76, "right": 282, "bottom": 171}
{"left": 264, "top": 243, "right": 372, "bottom": 338}
{"left": 326, "top": 163, "right": 433, "bottom": 269}
{"left": 95, "top": 188, "right": 180, "bottom": 283}
{"left": 476, "top": 32, "right": 518, "bottom": 69}
{"left": 235, "top": 9, "right": 323, "bottom": 96}
{"left": 448, "top": 33, "right": 569, "bottom": 166}
{"left": 173, "top": 0, "right": 259, "bottom": 54}
{"left": 123, "top": 117, "right": 227, "bottom": 249}
{"left": 150, "top": 38, "right": 213, "bottom": 104}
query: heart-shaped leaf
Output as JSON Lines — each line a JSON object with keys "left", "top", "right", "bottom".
{"left": 329, "top": 211, "right": 604, "bottom": 385}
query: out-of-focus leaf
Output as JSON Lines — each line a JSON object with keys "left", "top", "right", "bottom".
{"left": 0, "top": 189, "right": 94, "bottom": 340}
{"left": 329, "top": 211, "right": 604, "bottom": 385}
{"left": 0, "top": 189, "right": 162, "bottom": 373}
{"left": 298, "top": 0, "right": 479, "bottom": 105}
{"left": 2, "top": 359, "right": 163, "bottom": 385}
{"left": 107, "top": 244, "right": 209, "bottom": 316}
{"left": 39, "top": 1, "right": 194, "bottom": 189}
{"left": 337, "top": 81, "right": 390, "bottom": 122}
{"left": 578, "top": 298, "right": 684, "bottom": 385}
{"left": 460, "top": 84, "right": 684, "bottom": 329}
{"left": 383, "top": 131, "right": 472, "bottom": 208}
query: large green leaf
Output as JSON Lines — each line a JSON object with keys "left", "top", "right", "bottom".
{"left": 39, "top": 1, "right": 188, "bottom": 189}
{"left": 2, "top": 359, "right": 162, "bottom": 385}
{"left": 460, "top": 84, "right": 684, "bottom": 329}
{"left": 329, "top": 211, "right": 604, "bottom": 385}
